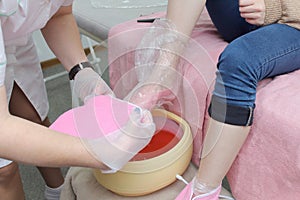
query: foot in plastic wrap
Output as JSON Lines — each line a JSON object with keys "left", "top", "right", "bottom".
{"left": 125, "top": 83, "right": 176, "bottom": 110}
{"left": 175, "top": 179, "right": 221, "bottom": 200}
{"left": 176, "top": 174, "right": 238, "bottom": 200}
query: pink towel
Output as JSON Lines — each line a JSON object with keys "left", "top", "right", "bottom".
{"left": 227, "top": 70, "right": 300, "bottom": 200}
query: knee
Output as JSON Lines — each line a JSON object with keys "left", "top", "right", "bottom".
{"left": 0, "top": 162, "right": 19, "bottom": 184}
{"left": 213, "top": 40, "right": 259, "bottom": 107}
{"left": 217, "top": 41, "right": 258, "bottom": 84}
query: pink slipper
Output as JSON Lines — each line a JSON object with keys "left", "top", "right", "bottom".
{"left": 175, "top": 178, "right": 221, "bottom": 200}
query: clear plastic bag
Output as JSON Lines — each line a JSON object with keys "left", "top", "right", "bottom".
{"left": 50, "top": 95, "right": 155, "bottom": 173}
{"left": 125, "top": 19, "right": 189, "bottom": 110}
{"left": 72, "top": 68, "right": 115, "bottom": 104}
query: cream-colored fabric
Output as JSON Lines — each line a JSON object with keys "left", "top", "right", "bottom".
{"left": 264, "top": 0, "right": 300, "bottom": 30}
{"left": 60, "top": 165, "right": 197, "bottom": 200}
{"left": 263, "top": 0, "right": 282, "bottom": 25}
{"left": 60, "top": 165, "right": 233, "bottom": 200}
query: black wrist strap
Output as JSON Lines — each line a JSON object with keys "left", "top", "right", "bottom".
{"left": 68, "top": 61, "right": 93, "bottom": 80}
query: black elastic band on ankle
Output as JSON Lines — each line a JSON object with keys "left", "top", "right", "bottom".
{"left": 208, "top": 96, "right": 255, "bottom": 126}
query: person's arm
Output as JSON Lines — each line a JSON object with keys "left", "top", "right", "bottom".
{"left": 276, "top": 0, "right": 300, "bottom": 30}
{"left": 0, "top": 86, "right": 107, "bottom": 169}
{"left": 262, "top": 0, "right": 282, "bottom": 25}
{"left": 42, "top": 4, "right": 114, "bottom": 101}
{"left": 41, "top": 5, "right": 87, "bottom": 71}
{"left": 125, "top": 0, "right": 206, "bottom": 109}
{"left": 166, "top": 0, "right": 206, "bottom": 36}
{"left": 240, "top": 0, "right": 300, "bottom": 30}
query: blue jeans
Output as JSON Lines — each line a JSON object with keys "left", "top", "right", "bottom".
{"left": 206, "top": 0, "right": 300, "bottom": 126}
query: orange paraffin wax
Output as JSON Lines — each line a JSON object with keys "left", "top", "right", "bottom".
{"left": 132, "top": 129, "right": 179, "bottom": 161}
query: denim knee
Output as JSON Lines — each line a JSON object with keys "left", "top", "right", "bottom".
{"left": 213, "top": 40, "right": 259, "bottom": 108}
{"left": 209, "top": 24, "right": 300, "bottom": 126}
{"left": 210, "top": 40, "right": 258, "bottom": 126}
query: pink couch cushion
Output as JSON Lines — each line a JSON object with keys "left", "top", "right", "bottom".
{"left": 227, "top": 70, "right": 300, "bottom": 200}
{"left": 108, "top": 10, "right": 300, "bottom": 200}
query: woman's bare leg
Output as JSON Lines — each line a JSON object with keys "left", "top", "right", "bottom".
{"left": 194, "top": 118, "right": 250, "bottom": 194}
{"left": 0, "top": 162, "right": 25, "bottom": 200}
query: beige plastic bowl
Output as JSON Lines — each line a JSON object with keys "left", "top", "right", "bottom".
{"left": 93, "top": 109, "right": 193, "bottom": 196}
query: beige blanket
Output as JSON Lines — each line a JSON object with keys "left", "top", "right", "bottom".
{"left": 60, "top": 164, "right": 232, "bottom": 200}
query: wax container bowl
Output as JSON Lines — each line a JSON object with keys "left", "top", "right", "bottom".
{"left": 93, "top": 109, "right": 193, "bottom": 196}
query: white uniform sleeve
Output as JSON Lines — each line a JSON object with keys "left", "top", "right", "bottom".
{"left": 62, "top": 0, "right": 74, "bottom": 6}
{"left": 0, "top": 23, "right": 7, "bottom": 87}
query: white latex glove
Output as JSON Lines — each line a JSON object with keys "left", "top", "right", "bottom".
{"left": 73, "top": 67, "right": 114, "bottom": 103}
{"left": 71, "top": 96, "right": 155, "bottom": 173}
{"left": 50, "top": 94, "right": 156, "bottom": 173}
{"left": 124, "top": 64, "right": 179, "bottom": 110}
{"left": 84, "top": 107, "right": 155, "bottom": 173}
{"left": 125, "top": 19, "right": 188, "bottom": 110}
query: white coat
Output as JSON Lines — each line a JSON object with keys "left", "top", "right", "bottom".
{"left": 0, "top": 0, "right": 73, "bottom": 167}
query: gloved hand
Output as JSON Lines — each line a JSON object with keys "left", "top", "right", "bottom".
{"left": 125, "top": 18, "right": 188, "bottom": 110}
{"left": 72, "top": 95, "right": 155, "bottom": 173}
{"left": 50, "top": 95, "right": 155, "bottom": 173}
{"left": 73, "top": 67, "right": 114, "bottom": 103}
{"left": 124, "top": 65, "right": 179, "bottom": 110}
{"left": 83, "top": 109, "right": 155, "bottom": 173}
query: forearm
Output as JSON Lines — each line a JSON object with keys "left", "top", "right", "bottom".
{"left": 166, "top": 0, "right": 206, "bottom": 36}
{"left": 0, "top": 87, "right": 102, "bottom": 168}
{"left": 41, "top": 5, "right": 87, "bottom": 71}
{"left": 128, "top": 1, "right": 206, "bottom": 108}
{"left": 137, "top": 0, "right": 206, "bottom": 76}
{"left": 162, "top": 0, "right": 206, "bottom": 66}
{"left": 1, "top": 117, "right": 92, "bottom": 167}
